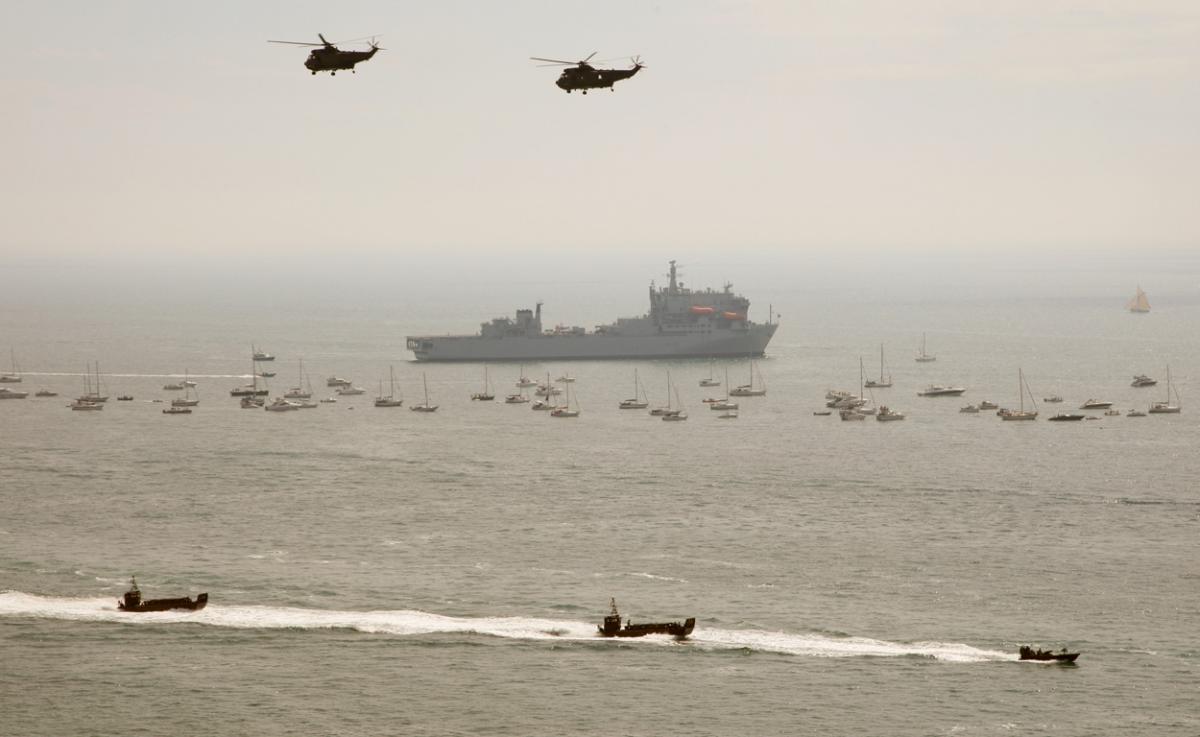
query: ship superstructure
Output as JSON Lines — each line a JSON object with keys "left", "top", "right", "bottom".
{"left": 406, "top": 261, "right": 778, "bottom": 361}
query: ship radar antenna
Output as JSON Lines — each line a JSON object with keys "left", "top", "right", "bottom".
{"left": 609, "top": 597, "right": 619, "bottom": 617}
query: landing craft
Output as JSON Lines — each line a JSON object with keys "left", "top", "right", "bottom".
{"left": 530, "top": 53, "right": 645, "bottom": 94}
{"left": 269, "top": 34, "right": 383, "bottom": 75}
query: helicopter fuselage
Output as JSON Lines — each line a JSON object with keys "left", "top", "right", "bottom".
{"left": 305, "top": 47, "right": 378, "bottom": 74}
{"left": 556, "top": 65, "right": 641, "bottom": 93}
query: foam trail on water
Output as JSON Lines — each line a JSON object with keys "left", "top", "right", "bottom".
{"left": 0, "top": 592, "right": 1012, "bottom": 662}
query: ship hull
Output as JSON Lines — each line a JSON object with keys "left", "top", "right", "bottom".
{"left": 408, "top": 325, "right": 778, "bottom": 362}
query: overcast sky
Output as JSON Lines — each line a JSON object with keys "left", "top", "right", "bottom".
{"left": 5, "top": 0, "right": 1199, "bottom": 259}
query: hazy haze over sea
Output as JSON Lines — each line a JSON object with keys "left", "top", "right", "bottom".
{"left": 2, "top": 248, "right": 1198, "bottom": 736}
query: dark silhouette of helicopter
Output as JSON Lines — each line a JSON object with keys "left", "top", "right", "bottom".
{"left": 530, "top": 53, "right": 645, "bottom": 94}
{"left": 268, "top": 34, "right": 383, "bottom": 75}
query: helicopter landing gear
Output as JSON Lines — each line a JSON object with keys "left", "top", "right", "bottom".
{"left": 311, "top": 71, "right": 316, "bottom": 75}
{"left": 582, "top": 90, "right": 588, "bottom": 95}
{"left": 331, "top": 71, "right": 336, "bottom": 76}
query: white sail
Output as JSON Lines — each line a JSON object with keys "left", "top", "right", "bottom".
{"left": 1128, "top": 286, "right": 1150, "bottom": 313}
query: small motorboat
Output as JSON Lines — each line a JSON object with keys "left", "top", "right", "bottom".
{"left": 1047, "top": 413, "right": 1085, "bottom": 422}
{"left": 812, "top": 410, "right": 832, "bottom": 416}
{"left": 35, "top": 389, "right": 58, "bottom": 397}
{"left": 1019, "top": 645, "right": 1079, "bottom": 663}
{"left": 1079, "top": 399, "right": 1113, "bottom": 409}
{"left": 959, "top": 404, "right": 980, "bottom": 413}
{"left": 162, "top": 406, "right": 192, "bottom": 415}
{"left": 1042, "top": 395, "right": 1064, "bottom": 403}
{"left": 1126, "top": 409, "right": 1147, "bottom": 417}
{"left": 117, "top": 395, "right": 134, "bottom": 401}
{"left": 978, "top": 400, "right": 999, "bottom": 410}
{"left": 597, "top": 599, "right": 694, "bottom": 639}
{"left": 876, "top": 406, "right": 906, "bottom": 421}
{"left": 917, "top": 385, "right": 967, "bottom": 397}
{"left": 1104, "top": 409, "right": 1121, "bottom": 416}
{"left": 1131, "top": 374, "right": 1157, "bottom": 387}
{"left": 117, "top": 577, "right": 208, "bottom": 613}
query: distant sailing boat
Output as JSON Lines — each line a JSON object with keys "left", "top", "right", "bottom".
{"left": 471, "top": 365, "right": 495, "bottom": 401}
{"left": 1128, "top": 285, "right": 1151, "bottom": 313}
{"left": 410, "top": 373, "right": 438, "bottom": 412}
{"left": 619, "top": 368, "right": 649, "bottom": 409}
{"left": 699, "top": 358, "right": 720, "bottom": 387}
{"left": 375, "top": 365, "right": 404, "bottom": 407}
{"left": 1148, "top": 365, "right": 1181, "bottom": 414}
{"left": 729, "top": 361, "right": 766, "bottom": 397}
{"left": 661, "top": 381, "right": 687, "bottom": 421}
{"left": 864, "top": 343, "right": 892, "bottom": 388}
{"left": 1, "top": 348, "right": 22, "bottom": 383}
{"left": 710, "top": 368, "right": 738, "bottom": 412}
{"left": 649, "top": 372, "right": 674, "bottom": 416}
{"left": 915, "top": 333, "right": 936, "bottom": 362}
{"left": 550, "top": 381, "right": 581, "bottom": 418}
{"left": 999, "top": 368, "right": 1038, "bottom": 421}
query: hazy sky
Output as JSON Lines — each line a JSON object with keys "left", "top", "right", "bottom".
{"left": 5, "top": 1, "right": 1199, "bottom": 259}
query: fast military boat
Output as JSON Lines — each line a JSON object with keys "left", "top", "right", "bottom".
{"left": 406, "top": 261, "right": 778, "bottom": 362}
{"left": 116, "top": 577, "right": 208, "bottom": 613}
{"left": 597, "top": 598, "right": 695, "bottom": 639}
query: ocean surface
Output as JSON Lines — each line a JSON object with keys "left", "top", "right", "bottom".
{"left": 2, "top": 250, "right": 1198, "bottom": 736}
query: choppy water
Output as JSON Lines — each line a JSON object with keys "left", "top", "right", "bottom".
{"left": 2, "top": 252, "right": 1199, "bottom": 736}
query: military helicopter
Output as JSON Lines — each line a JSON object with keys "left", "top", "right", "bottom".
{"left": 530, "top": 53, "right": 645, "bottom": 94}
{"left": 268, "top": 34, "right": 383, "bottom": 75}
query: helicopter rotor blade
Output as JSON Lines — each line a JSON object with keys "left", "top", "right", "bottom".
{"left": 331, "top": 34, "right": 384, "bottom": 46}
{"left": 530, "top": 57, "right": 577, "bottom": 65}
{"left": 268, "top": 40, "right": 323, "bottom": 46}
{"left": 582, "top": 52, "right": 597, "bottom": 63}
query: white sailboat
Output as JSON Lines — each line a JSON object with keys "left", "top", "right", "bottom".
{"left": 284, "top": 359, "right": 312, "bottom": 399}
{"left": 999, "top": 368, "right": 1038, "bottom": 421}
{"left": 1148, "top": 365, "right": 1181, "bottom": 414}
{"left": 550, "top": 381, "right": 581, "bottom": 417}
{"left": 915, "top": 332, "right": 936, "bottom": 362}
{"left": 171, "top": 383, "right": 200, "bottom": 407}
{"left": 649, "top": 372, "right": 674, "bottom": 416}
{"left": 841, "top": 358, "right": 870, "bottom": 420}
{"left": 0, "top": 349, "right": 21, "bottom": 383}
{"left": 1128, "top": 285, "right": 1151, "bottom": 313}
{"left": 515, "top": 367, "right": 537, "bottom": 388}
{"left": 729, "top": 361, "right": 766, "bottom": 397}
{"left": 471, "top": 365, "right": 495, "bottom": 401}
{"left": 864, "top": 344, "right": 892, "bottom": 388}
{"left": 410, "top": 373, "right": 438, "bottom": 412}
{"left": 710, "top": 368, "right": 738, "bottom": 411}
{"left": 532, "top": 372, "right": 558, "bottom": 411}
{"left": 78, "top": 362, "right": 109, "bottom": 403}
{"left": 661, "top": 382, "right": 687, "bottom": 421}
{"left": 375, "top": 365, "right": 404, "bottom": 407}
{"left": 619, "top": 368, "right": 649, "bottom": 409}
{"left": 699, "top": 358, "right": 720, "bottom": 387}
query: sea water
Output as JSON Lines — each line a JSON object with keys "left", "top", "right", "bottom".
{"left": 1, "top": 249, "right": 1198, "bottom": 736}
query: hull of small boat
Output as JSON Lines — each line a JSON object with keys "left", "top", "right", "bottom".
{"left": 119, "top": 593, "right": 208, "bottom": 613}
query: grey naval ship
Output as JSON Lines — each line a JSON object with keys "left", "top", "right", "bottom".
{"left": 407, "top": 261, "right": 778, "bottom": 362}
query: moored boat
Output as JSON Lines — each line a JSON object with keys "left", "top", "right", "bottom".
{"left": 918, "top": 384, "right": 966, "bottom": 397}
{"left": 597, "top": 598, "right": 694, "bottom": 639}
{"left": 1047, "top": 413, "right": 1085, "bottom": 422}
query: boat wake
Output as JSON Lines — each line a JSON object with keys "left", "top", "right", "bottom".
{"left": 0, "top": 592, "right": 1010, "bottom": 663}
